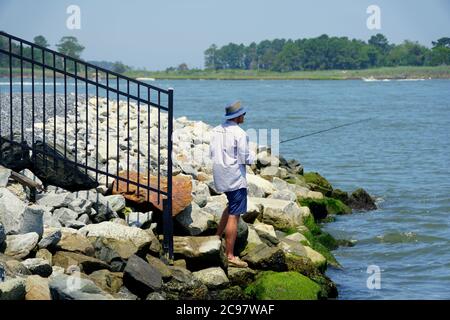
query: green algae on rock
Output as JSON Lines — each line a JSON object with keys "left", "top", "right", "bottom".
{"left": 299, "top": 197, "right": 352, "bottom": 220}
{"left": 245, "top": 271, "right": 322, "bottom": 300}
{"left": 303, "top": 172, "right": 333, "bottom": 196}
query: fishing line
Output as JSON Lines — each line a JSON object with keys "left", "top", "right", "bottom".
{"left": 280, "top": 118, "right": 373, "bottom": 144}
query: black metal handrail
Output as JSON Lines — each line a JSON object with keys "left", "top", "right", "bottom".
{"left": 0, "top": 31, "right": 174, "bottom": 260}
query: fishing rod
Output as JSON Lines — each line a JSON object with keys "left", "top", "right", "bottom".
{"left": 280, "top": 117, "right": 373, "bottom": 144}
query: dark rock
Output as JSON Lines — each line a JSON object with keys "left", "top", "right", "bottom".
{"left": 331, "top": 188, "right": 349, "bottom": 204}
{"left": 38, "top": 229, "right": 61, "bottom": 250}
{"left": 22, "top": 258, "right": 53, "bottom": 277}
{"left": 0, "top": 223, "right": 5, "bottom": 245}
{"left": 91, "top": 238, "right": 127, "bottom": 272}
{"left": 52, "top": 251, "right": 110, "bottom": 274}
{"left": 209, "top": 285, "right": 250, "bottom": 300}
{"left": 241, "top": 243, "right": 287, "bottom": 272}
{"left": 279, "top": 156, "right": 304, "bottom": 175}
{"left": 0, "top": 134, "right": 31, "bottom": 172}
{"left": 123, "top": 254, "right": 162, "bottom": 298}
{"left": 227, "top": 267, "right": 257, "bottom": 287}
{"left": 299, "top": 197, "right": 352, "bottom": 221}
{"left": 348, "top": 188, "right": 377, "bottom": 211}
{"left": 162, "top": 266, "right": 208, "bottom": 300}
{"left": 31, "top": 141, "right": 98, "bottom": 192}
{"left": 0, "top": 278, "right": 26, "bottom": 300}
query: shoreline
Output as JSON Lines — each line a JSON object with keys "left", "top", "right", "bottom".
{"left": 1, "top": 66, "right": 449, "bottom": 81}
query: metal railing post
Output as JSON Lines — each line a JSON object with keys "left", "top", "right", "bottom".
{"left": 163, "top": 88, "right": 174, "bottom": 263}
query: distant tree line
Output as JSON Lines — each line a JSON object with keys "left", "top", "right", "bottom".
{"left": 204, "top": 34, "right": 450, "bottom": 71}
{"left": 0, "top": 34, "right": 131, "bottom": 74}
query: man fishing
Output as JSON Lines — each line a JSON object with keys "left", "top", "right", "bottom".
{"left": 209, "top": 101, "right": 255, "bottom": 268}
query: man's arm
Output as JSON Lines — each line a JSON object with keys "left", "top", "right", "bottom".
{"left": 237, "top": 132, "right": 256, "bottom": 165}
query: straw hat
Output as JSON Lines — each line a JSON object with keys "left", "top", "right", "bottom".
{"left": 224, "top": 101, "right": 247, "bottom": 120}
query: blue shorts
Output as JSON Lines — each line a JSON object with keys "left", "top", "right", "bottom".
{"left": 225, "top": 188, "right": 247, "bottom": 215}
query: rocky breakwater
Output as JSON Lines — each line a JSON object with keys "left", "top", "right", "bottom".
{"left": 0, "top": 96, "right": 377, "bottom": 300}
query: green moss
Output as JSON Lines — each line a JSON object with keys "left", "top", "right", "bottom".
{"left": 331, "top": 188, "right": 349, "bottom": 204}
{"left": 284, "top": 174, "right": 308, "bottom": 188}
{"left": 240, "top": 242, "right": 258, "bottom": 257}
{"left": 303, "top": 215, "right": 321, "bottom": 236}
{"left": 324, "top": 198, "right": 352, "bottom": 215}
{"left": 245, "top": 271, "right": 321, "bottom": 300}
{"left": 303, "top": 172, "right": 333, "bottom": 196}
{"left": 299, "top": 215, "right": 341, "bottom": 268}
{"left": 310, "top": 241, "right": 340, "bottom": 268}
{"left": 280, "top": 226, "right": 299, "bottom": 236}
{"left": 299, "top": 197, "right": 351, "bottom": 220}
{"left": 285, "top": 253, "right": 317, "bottom": 274}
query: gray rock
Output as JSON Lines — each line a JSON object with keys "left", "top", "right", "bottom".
{"left": 36, "top": 192, "right": 74, "bottom": 209}
{"left": 114, "top": 286, "right": 138, "bottom": 300}
{"left": 176, "top": 203, "right": 216, "bottom": 236}
{"left": 43, "top": 210, "right": 62, "bottom": 228}
{"left": 73, "top": 190, "right": 114, "bottom": 222}
{"left": 4, "top": 232, "right": 39, "bottom": 259}
{"left": 77, "top": 214, "right": 90, "bottom": 225}
{"left": 0, "top": 166, "right": 12, "bottom": 187}
{"left": 79, "top": 221, "right": 154, "bottom": 260}
{"left": 0, "top": 278, "right": 26, "bottom": 300}
{"left": 19, "top": 169, "right": 43, "bottom": 186}
{"left": 146, "top": 292, "right": 166, "bottom": 300}
{"left": 192, "top": 267, "right": 230, "bottom": 290}
{"left": 0, "top": 187, "right": 27, "bottom": 234}
{"left": 38, "top": 229, "right": 61, "bottom": 249}
{"left": 53, "top": 208, "right": 80, "bottom": 226}
{"left": 19, "top": 205, "right": 45, "bottom": 237}
{"left": 271, "top": 177, "right": 289, "bottom": 191}
{"left": 259, "top": 166, "right": 281, "bottom": 180}
{"left": 192, "top": 181, "right": 210, "bottom": 207}
{"left": 126, "top": 211, "right": 152, "bottom": 228}
{"left": 179, "top": 163, "right": 198, "bottom": 179}
{"left": 49, "top": 273, "right": 113, "bottom": 300}
{"left": 22, "top": 258, "right": 53, "bottom": 277}
{"left": 249, "top": 197, "right": 307, "bottom": 230}
{"left": 284, "top": 232, "right": 309, "bottom": 244}
{"left": 173, "top": 235, "right": 226, "bottom": 271}
{"left": 247, "top": 174, "right": 276, "bottom": 197}
{"left": 123, "top": 254, "right": 162, "bottom": 298}
{"left": 104, "top": 195, "right": 126, "bottom": 212}
{"left": 268, "top": 189, "right": 297, "bottom": 202}
{"left": 68, "top": 198, "right": 93, "bottom": 215}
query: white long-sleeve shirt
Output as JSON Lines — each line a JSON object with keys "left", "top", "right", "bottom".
{"left": 209, "top": 120, "right": 256, "bottom": 193}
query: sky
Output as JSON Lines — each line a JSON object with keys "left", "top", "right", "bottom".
{"left": 1, "top": 0, "right": 449, "bottom": 70}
